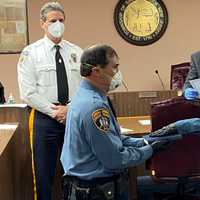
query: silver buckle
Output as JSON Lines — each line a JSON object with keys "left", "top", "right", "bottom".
{"left": 73, "top": 184, "right": 90, "bottom": 194}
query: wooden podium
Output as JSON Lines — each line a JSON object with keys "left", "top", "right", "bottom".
{"left": 0, "top": 104, "right": 63, "bottom": 200}
{"left": 0, "top": 104, "right": 33, "bottom": 200}
{"left": 0, "top": 124, "right": 18, "bottom": 200}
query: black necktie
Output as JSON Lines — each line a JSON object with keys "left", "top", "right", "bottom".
{"left": 55, "top": 45, "right": 69, "bottom": 105}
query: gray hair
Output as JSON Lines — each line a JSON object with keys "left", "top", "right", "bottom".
{"left": 40, "top": 1, "right": 65, "bottom": 21}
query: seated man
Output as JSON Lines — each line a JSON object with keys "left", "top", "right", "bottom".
{"left": 0, "top": 82, "right": 5, "bottom": 104}
{"left": 60, "top": 44, "right": 168, "bottom": 200}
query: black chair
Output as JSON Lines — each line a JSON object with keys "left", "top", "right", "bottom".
{"left": 148, "top": 97, "right": 200, "bottom": 200}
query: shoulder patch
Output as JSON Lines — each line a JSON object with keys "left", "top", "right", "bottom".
{"left": 92, "top": 108, "right": 110, "bottom": 133}
{"left": 19, "top": 50, "right": 29, "bottom": 64}
{"left": 22, "top": 50, "right": 29, "bottom": 56}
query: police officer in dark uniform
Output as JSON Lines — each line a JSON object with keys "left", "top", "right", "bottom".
{"left": 61, "top": 44, "right": 168, "bottom": 200}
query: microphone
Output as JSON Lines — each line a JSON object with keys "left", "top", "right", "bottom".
{"left": 122, "top": 80, "right": 128, "bottom": 92}
{"left": 155, "top": 69, "right": 165, "bottom": 90}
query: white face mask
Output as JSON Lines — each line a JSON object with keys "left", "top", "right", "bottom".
{"left": 109, "top": 70, "right": 123, "bottom": 91}
{"left": 48, "top": 20, "right": 65, "bottom": 38}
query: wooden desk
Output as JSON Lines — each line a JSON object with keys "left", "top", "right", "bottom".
{"left": 0, "top": 124, "right": 18, "bottom": 200}
{"left": 0, "top": 104, "right": 62, "bottom": 200}
{"left": 117, "top": 116, "right": 151, "bottom": 200}
{"left": 0, "top": 105, "right": 33, "bottom": 200}
{"left": 118, "top": 115, "right": 151, "bottom": 135}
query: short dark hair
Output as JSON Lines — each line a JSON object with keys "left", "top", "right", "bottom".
{"left": 80, "top": 44, "right": 118, "bottom": 77}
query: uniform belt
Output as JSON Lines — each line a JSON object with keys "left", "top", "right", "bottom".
{"left": 63, "top": 171, "right": 128, "bottom": 188}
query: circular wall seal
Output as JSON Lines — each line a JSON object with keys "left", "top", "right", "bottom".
{"left": 114, "top": 0, "right": 168, "bottom": 46}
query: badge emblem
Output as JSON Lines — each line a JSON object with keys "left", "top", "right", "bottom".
{"left": 92, "top": 109, "right": 110, "bottom": 133}
{"left": 71, "top": 53, "right": 77, "bottom": 63}
{"left": 19, "top": 50, "right": 29, "bottom": 64}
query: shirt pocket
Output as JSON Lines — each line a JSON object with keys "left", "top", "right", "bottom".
{"left": 69, "top": 67, "right": 80, "bottom": 74}
{"left": 68, "top": 65, "right": 81, "bottom": 85}
{"left": 36, "top": 65, "right": 56, "bottom": 87}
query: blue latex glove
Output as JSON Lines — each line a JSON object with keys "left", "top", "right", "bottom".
{"left": 184, "top": 88, "right": 199, "bottom": 100}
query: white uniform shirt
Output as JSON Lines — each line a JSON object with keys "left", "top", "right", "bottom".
{"left": 17, "top": 36, "right": 82, "bottom": 117}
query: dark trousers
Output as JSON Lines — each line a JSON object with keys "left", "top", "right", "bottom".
{"left": 32, "top": 110, "right": 65, "bottom": 200}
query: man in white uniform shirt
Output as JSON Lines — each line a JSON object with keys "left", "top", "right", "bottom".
{"left": 17, "top": 2, "right": 82, "bottom": 200}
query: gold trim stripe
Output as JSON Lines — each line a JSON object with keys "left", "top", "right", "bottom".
{"left": 29, "top": 109, "right": 37, "bottom": 200}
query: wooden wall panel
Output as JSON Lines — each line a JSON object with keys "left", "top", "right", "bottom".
{"left": 109, "top": 90, "right": 178, "bottom": 117}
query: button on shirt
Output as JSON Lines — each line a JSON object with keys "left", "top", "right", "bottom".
{"left": 17, "top": 36, "right": 82, "bottom": 117}
{"left": 61, "top": 79, "right": 153, "bottom": 180}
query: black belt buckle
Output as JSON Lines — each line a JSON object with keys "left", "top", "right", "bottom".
{"left": 66, "top": 177, "right": 90, "bottom": 200}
